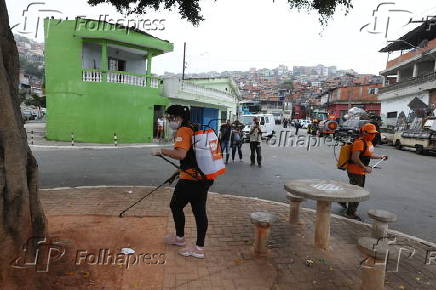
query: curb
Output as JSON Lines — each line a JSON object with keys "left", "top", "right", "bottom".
{"left": 30, "top": 144, "right": 172, "bottom": 150}
{"left": 40, "top": 185, "right": 436, "bottom": 248}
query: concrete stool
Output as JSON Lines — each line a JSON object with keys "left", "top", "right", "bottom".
{"left": 357, "top": 237, "right": 399, "bottom": 290}
{"left": 286, "top": 193, "right": 305, "bottom": 225}
{"left": 250, "top": 212, "right": 278, "bottom": 256}
{"left": 368, "top": 209, "right": 397, "bottom": 240}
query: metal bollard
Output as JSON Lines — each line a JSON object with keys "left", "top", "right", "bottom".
{"left": 114, "top": 132, "right": 118, "bottom": 147}
{"left": 71, "top": 132, "right": 74, "bottom": 146}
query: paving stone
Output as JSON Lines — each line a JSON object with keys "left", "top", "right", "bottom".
{"left": 40, "top": 186, "right": 436, "bottom": 289}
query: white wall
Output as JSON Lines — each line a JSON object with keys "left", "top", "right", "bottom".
{"left": 381, "top": 92, "right": 429, "bottom": 126}
{"left": 82, "top": 42, "right": 101, "bottom": 69}
{"left": 107, "top": 47, "right": 146, "bottom": 74}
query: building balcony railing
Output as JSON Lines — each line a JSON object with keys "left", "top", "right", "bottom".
{"left": 162, "top": 78, "right": 236, "bottom": 106}
{"left": 82, "top": 70, "right": 102, "bottom": 82}
{"left": 107, "top": 71, "right": 146, "bottom": 86}
{"left": 82, "top": 69, "right": 160, "bottom": 88}
{"left": 181, "top": 81, "right": 235, "bottom": 103}
{"left": 379, "top": 72, "right": 436, "bottom": 94}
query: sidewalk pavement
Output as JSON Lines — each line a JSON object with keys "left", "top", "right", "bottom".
{"left": 37, "top": 186, "right": 436, "bottom": 289}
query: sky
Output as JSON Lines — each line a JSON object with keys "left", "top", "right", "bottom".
{"left": 6, "top": 0, "right": 436, "bottom": 75}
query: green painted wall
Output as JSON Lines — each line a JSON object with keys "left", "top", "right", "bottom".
{"left": 44, "top": 19, "right": 173, "bottom": 143}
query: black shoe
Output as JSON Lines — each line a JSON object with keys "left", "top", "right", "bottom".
{"left": 339, "top": 202, "right": 347, "bottom": 209}
{"left": 258, "top": 164, "right": 262, "bottom": 168}
{"left": 250, "top": 163, "right": 255, "bottom": 167}
{"left": 345, "top": 212, "right": 362, "bottom": 221}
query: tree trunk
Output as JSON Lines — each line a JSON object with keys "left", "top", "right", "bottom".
{"left": 0, "top": 0, "right": 47, "bottom": 286}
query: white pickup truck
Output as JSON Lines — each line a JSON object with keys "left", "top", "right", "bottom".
{"left": 393, "top": 117, "right": 436, "bottom": 155}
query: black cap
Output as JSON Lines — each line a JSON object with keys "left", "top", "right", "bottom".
{"left": 165, "top": 105, "right": 190, "bottom": 121}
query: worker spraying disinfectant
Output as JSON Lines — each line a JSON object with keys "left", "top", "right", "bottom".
{"left": 147, "top": 105, "right": 226, "bottom": 259}
{"left": 336, "top": 123, "right": 388, "bottom": 220}
{"left": 119, "top": 106, "right": 226, "bottom": 259}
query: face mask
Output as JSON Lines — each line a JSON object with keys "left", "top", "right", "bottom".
{"left": 169, "top": 120, "right": 181, "bottom": 130}
{"left": 363, "top": 134, "right": 375, "bottom": 142}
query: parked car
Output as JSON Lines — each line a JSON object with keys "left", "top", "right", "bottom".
{"left": 21, "top": 109, "right": 34, "bottom": 121}
{"left": 393, "top": 117, "right": 436, "bottom": 155}
{"left": 380, "top": 127, "right": 395, "bottom": 145}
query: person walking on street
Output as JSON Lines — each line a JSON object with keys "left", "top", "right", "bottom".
{"left": 340, "top": 123, "right": 388, "bottom": 220}
{"left": 219, "top": 120, "right": 232, "bottom": 164}
{"left": 231, "top": 120, "right": 244, "bottom": 162}
{"left": 249, "top": 117, "right": 263, "bottom": 168}
{"left": 283, "top": 118, "right": 288, "bottom": 128}
{"left": 151, "top": 105, "right": 215, "bottom": 259}
{"left": 295, "top": 120, "right": 301, "bottom": 135}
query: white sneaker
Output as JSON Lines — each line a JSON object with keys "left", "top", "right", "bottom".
{"left": 178, "top": 245, "right": 205, "bottom": 259}
{"left": 165, "top": 234, "right": 186, "bottom": 246}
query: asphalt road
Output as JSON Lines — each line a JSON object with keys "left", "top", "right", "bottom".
{"left": 33, "top": 128, "right": 436, "bottom": 242}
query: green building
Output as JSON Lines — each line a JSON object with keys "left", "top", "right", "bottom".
{"left": 44, "top": 18, "right": 173, "bottom": 143}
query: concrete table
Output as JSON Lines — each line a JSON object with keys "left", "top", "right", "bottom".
{"left": 284, "top": 179, "right": 370, "bottom": 250}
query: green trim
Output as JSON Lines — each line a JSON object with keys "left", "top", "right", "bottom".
{"left": 101, "top": 40, "right": 108, "bottom": 71}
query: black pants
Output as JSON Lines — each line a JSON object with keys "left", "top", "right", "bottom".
{"left": 170, "top": 179, "right": 213, "bottom": 247}
{"left": 250, "top": 141, "right": 261, "bottom": 165}
{"left": 345, "top": 173, "right": 366, "bottom": 214}
{"left": 231, "top": 141, "right": 243, "bottom": 160}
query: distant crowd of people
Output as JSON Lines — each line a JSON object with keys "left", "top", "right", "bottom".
{"left": 218, "top": 117, "right": 263, "bottom": 167}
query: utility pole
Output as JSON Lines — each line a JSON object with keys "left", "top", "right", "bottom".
{"left": 182, "top": 42, "right": 186, "bottom": 81}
